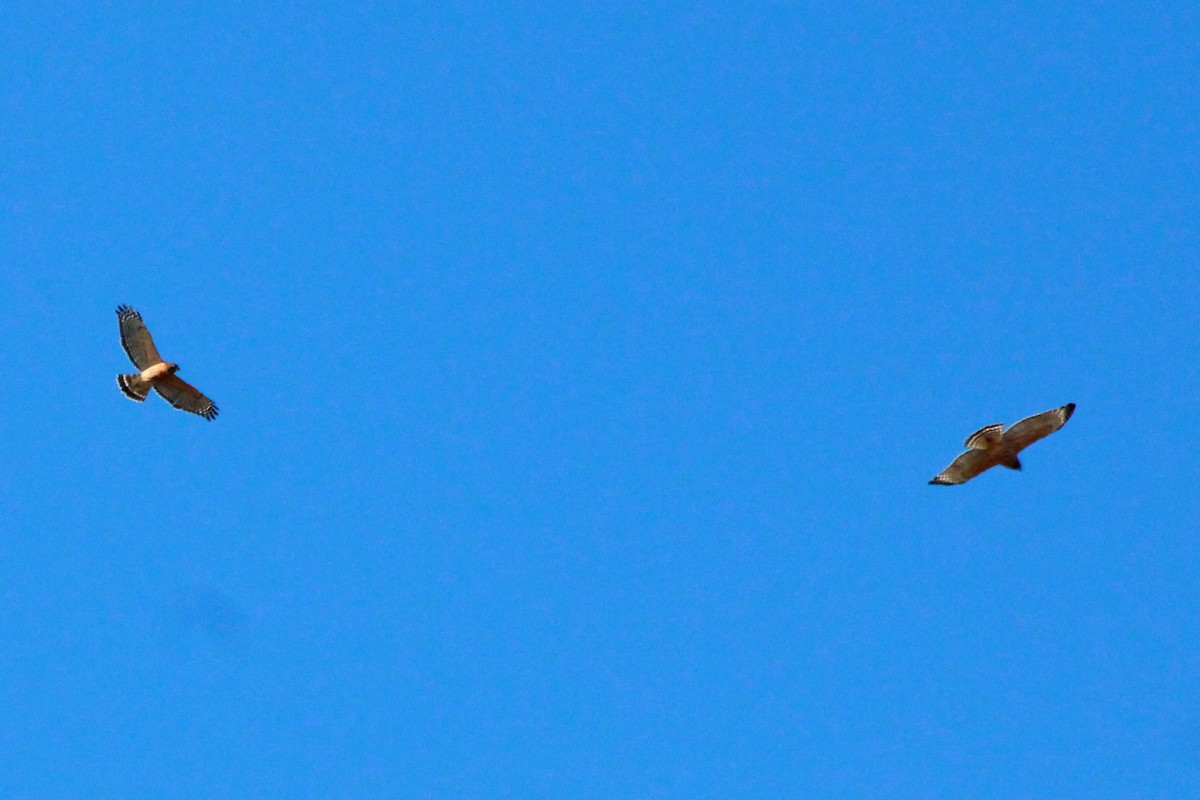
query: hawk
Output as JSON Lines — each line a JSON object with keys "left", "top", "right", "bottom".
{"left": 115, "top": 305, "right": 219, "bottom": 421}
{"left": 929, "top": 403, "right": 1074, "bottom": 486}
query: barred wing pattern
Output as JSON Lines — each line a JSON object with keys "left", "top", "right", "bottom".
{"left": 1003, "top": 404, "right": 1076, "bottom": 451}
{"left": 116, "top": 305, "right": 163, "bottom": 370}
{"left": 154, "top": 375, "right": 219, "bottom": 421}
{"left": 963, "top": 423, "right": 1004, "bottom": 450}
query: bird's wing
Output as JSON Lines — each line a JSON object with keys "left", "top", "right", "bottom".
{"left": 116, "top": 305, "right": 163, "bottom": 370}
{"left": 154, "top": 375, "right": 219, "bottom": 421}
{"left": 1002, "top": 403, "right": 1075, "bottom": 452}
{"left": 929, "top": 448, "right": 1000, "bottom": 485}
{"left": 963, "top": 423, "right": 1004, "bottom": 450}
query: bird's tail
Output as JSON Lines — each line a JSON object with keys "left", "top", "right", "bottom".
{"left": 117, "top": 373, "right": 151, "bottom": 402}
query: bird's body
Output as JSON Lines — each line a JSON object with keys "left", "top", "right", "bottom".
{"left": 139, "top": 361, "right": 178, "bottom": 382}
{"left": 115, "top": 305, "right": 218, "bottom": 421}
{"left": 929, "top": 403, "right": 1074, "bottom": 485}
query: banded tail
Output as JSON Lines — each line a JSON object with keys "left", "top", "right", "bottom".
{"left": 117, "top": 373, "right": 151, "bottom": 402}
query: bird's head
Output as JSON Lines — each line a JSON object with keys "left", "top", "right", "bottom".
{"left": 166, "top": 362, "right": 180, "bottom": 374}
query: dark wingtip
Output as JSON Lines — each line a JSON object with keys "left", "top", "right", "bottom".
{"left": 1062, "top": 402, "right": 1076, "bottom": 420}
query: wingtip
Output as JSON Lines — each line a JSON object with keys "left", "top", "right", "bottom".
{"left": 1063, "top": 402, "right": 1076, "bottom": 420}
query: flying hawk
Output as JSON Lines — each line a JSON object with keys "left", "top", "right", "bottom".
{"left": 115, "top": 305, "right": 219, "bottom": 421}
{"left": 929, "top": 403, "right": 1074, "bottom": 485}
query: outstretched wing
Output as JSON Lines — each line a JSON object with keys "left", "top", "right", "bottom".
{"left": 929, "top": 448, "right": 1001, "bottom": 485}
{"left": 116, "top": 305, "right": 163, "bottom": 370}
{"left": 154, "top": 375, "right": 219, "bottom": 421}
{"left": 1002, "top": 403, "right": 1075, "bottom": 453}
{"left": 964, "top": 423, "right": 1004, "bottom": 450}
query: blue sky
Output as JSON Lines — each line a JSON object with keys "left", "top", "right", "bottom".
{"left": 2, "top": 3, "right": 1199, "bottom": 797}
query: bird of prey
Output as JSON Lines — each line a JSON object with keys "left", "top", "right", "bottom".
{"left": 928, "top": 403, "right": 1074, "bottom": 486}
{"left": 115, "top": 305, "right": 219, "bottom": 421}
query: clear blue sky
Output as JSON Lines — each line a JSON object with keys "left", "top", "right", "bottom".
{"left": 2, "top": 3, "right": 1198, "bottom": 797}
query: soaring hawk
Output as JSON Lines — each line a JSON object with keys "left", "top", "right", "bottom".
{"left": 929, "top": 403, "right": 1074, "bottom": 486}
{"left": 115, "top": 305, "right": 219, "bottom": 421}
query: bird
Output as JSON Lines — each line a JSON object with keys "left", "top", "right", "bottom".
{"left": 928, "top": 403, "right": 1074, "bottom": 485}
{"left": 115, "top": 305, "right": 219, "bottom": 421}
